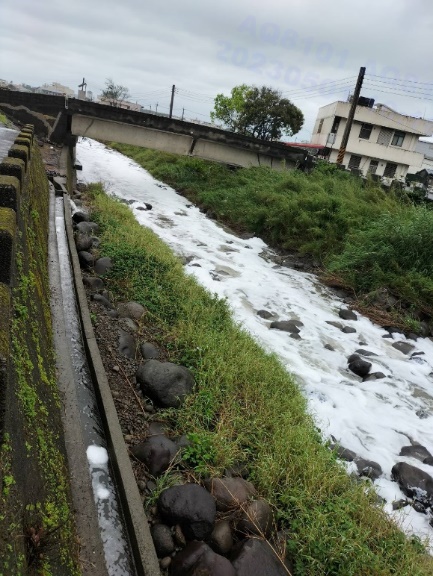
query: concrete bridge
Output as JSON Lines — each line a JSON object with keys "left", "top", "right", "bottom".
{"left": 0, "top": 89, "right": 310, "bottom": 170}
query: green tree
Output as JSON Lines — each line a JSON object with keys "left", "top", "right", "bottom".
{"left": 210, "top": 84, "right": 304, "bottom": 140}
{"left": 99, "top": 78, "right": 130, "bottom": 106}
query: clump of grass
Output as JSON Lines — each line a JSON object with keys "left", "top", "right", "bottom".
{"left": 328, "top": 207, "right": 433, "bottom": 315}
{"left": 87, "top": 182, "right": 433, "bottom": 575}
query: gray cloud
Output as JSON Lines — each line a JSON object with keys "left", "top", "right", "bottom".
{"left": 1, "top": 0, "right": 432, "bottom": 140}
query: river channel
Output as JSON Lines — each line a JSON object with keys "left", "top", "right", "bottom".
{"left": 77, "top": 137, "right": 433, "bottom": 546}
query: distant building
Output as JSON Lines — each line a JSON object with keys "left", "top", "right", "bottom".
{"left": 311, "top": 98, "right": 433, "bottom": 182}
{"left": 98, "top": 97, "right": 141, "bottom": 112}
{"left": 36, "top": 82, "right": 75, "bottom": 97}
{"left": 415, "top": 139, "right": 433, "bottom": 172}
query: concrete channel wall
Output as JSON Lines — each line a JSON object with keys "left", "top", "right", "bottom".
{"left": 0, "top": 120, "right": 160, "bottom": 573}
{"left": 0, "top": 124, "right": 34, "bottom": 434}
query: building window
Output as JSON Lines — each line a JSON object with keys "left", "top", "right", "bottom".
{"left": 383, "top": 162, "right": 397, "bottom": 178}
{"left": 359, "top": 123, "right": 373, "bottom": 140}
{"left": 368, "top": 159, "right": 379, "bottom": 174}
{"left": 331, "top": 116, "right": 341, "bottom": 134}
{"left": 317, "top": 119, "right": 324, "bottom": 134}
{"left": 391, "top": 130, "right": 405, "bottom": 147}
{"left": 348, "top": 155, "right": 362, "bottom": 169}
{"left": 377, "top": 127, "right": 393, "bottom": 146}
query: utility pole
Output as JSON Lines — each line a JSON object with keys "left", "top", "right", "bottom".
{"left": 181, "top": 108, "right": 185, "bottom": 121}
{"left": 336, "top": 67, "right": 366, "bottom": 166}
{"left": 169, "top": 84, "right": 175, "bottom": 119}
{"left": 155, "top": 103, "right": 158, "bottom": 114}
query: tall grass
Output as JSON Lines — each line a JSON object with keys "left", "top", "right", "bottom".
{"left": 87, "top": 182, "right": 433, "bottom": 575}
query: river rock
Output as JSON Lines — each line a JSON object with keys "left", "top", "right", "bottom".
{"left": 94, "top": 256, "right": 113, "bottom": 276}
{"left": 131, "top": 435, "right": 178, "bottom": 476}
{"left": 326, "top": 321, "right": 343, "bottom": 330}
{"left": 151, "top": 523, "right": 175, "bottom": 557}
{"left": 332, "top": 445, "right": 357, "bottom": 462}
{"left": 78, "top": 250, "right": 94, "bottom": 269}
{"left": 257, "top": 310, "right": 273, "bottom": 319}
{"left": 399, "top": 445, "right": 433, "bottom": 462}
{"left": 392, "top": 341, "right": 415, "bottom": 355}
{"left": 75, "top": 232, "right": 93, "bottom": 252}
{"left": 158, "top": 483, "right": 216, "bottom": 540}
{"left": 140, "top": 342, "right": 161, "bottom": 360}
{"left": 117, "top": 301, "right": 145, "bottom": 321}
{"left": 355, "top": 349, "right": 378, "bottom": 357}
{"left": 355, "top": 458, "right": 382, "bottom": 480}
{"left": 83, "top": 276, "right": 105, "bottom": 292}
{"left": 136, "top": 360, "right": 194, "bottom": 408}
{"left": 72, "top": 210, "right": 90, "bottom": 223}
{"left": 363, "top": 372, "right": 386, "bottom": 381}
{"left": 204, "top": 477, "right": 256, "bottom": 511}
{"left": 342, "top": 326, "right": 357, "bottom": 334}
{"left": 118, "top": 329, "right": 136, "bottom": 359}
{"left": 231, "top": 538, "right": 290, "bottom": 576}
{"left": 269, "top": 320, "right": 303, "bottom": 334}
{"left": 339, "top": 309, "right": 357, "bottom": 321}
{"left": 391, "top": 462, "right": 433, "bottom": 506}
{"left": 237, "top": 499, "right": 273, "bottom": 537}
{"left": 209, "top": 520, "right": 233, "bottom": 555}
{"left": 76, "top": 220, "right": 99, "bottom": 235}
{"left": 348, "top": 357, "right": 371, "bottom": 377}
{"left": 92, "top": 293, "right": 113, "bottom": 309}
{"left": 170, "top": 541, "right": 236, "bottom": 576}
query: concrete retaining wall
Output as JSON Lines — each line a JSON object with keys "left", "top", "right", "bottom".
{"left": 0, "top": 125, "right": 34, "bottom": 434}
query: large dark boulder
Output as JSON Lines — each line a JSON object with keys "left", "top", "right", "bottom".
{"left": 231, "top": 538, "right": 290, "bottom": 576}
{"left": 348, "top": 357, "right": 371, "bottom": 378}
{"left": 170, "top": 541, "right": 236, "bottom": 576}
{"left": 76, "top": 220, "right": 99, "bottom": 235}
{"left": 130, "top": 435, "right": 178, "bottom": 476}
{"left": 236, "top": 499, "right": 273, "bottom": 537}
{"left": 204, "top": 477, "right": 256, "bottom": 512}
{"left": 151, "top": 523, "right": 175, "bottom": 558}
{"left": 136, "top": 360, "right": 194, "bottom": 408}
{"left": 269, "top": 320, "right": 303, "bottom": 334}
{"left": 392, "top": 341, "right": 415, "bottom": 355}
{"left": 158, "top": 484, "right": 216, "bottom": 540}
{"left": 78, "top": 250, "right": 94, "bottom": 269}
{"left": 399, "top": 445, "right": 433, "bottom": 463}
{"left": 391, "top": 462, "right": 433, "bottom": 506}
{"left": 75, "top": 232, "right": 93, "bottom": 252}
{"left": 339, "top": 309, "right": 357, "bottom": 321}
{"left": 355, "top": 458, "right": 382, "bottom": 481}
{"left": 94, "top": 256, "right": 113, "bottom": 276}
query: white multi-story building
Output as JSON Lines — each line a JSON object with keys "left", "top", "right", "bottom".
{"left": 36, "top": 82, "right": 75, "bottom": 97}
{"left": 311, "top": 99, "right": 433, "bottom": 181}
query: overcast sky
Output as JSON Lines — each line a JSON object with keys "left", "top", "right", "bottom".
{"left": 1, "top": 0, "right": 432, "bottom": 141}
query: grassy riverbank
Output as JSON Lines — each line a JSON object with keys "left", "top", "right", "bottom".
{"left": 110, "top": 144, "right": 433, "bottom": 331}
{"left": 87, "top": 181, "right": 433, "bottom": 575}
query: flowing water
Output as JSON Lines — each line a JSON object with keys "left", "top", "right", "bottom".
{"left": 55, "top": 196, "right": 134, "bottom": 575}
{"left": 77, "top": 137, "right": 433, "bottom": 545}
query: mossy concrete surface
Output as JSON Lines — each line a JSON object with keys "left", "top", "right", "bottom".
{"left": 8, "top": 144, "right": 29, "bottom": 169}
{"left": 0, "top": 137, "right": 80, "bottom": 575}
{"left": 0, "top": 175, "right": 20, "bottom": 211}
{"left": 0, "top": 283, "right": 11, "bottom": 360}
{"left": 0, "top": 207, "right": 16, "bottom": 285}
{"left": 0, "top": 157, "right": 25, "bottom": 183}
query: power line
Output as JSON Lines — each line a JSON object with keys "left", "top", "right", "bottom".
{"left": 366, "top": 73, "right": 433, "bottom": 86}
{"left": 281, "top": 76, "right": 357, "bottom": 96}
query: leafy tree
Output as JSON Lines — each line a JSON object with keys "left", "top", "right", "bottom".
{"left": 211, "top": 84, "right": 304, "bottom": 140}
{"left": 99, "top": 78, "right": 130, "bottom": 106}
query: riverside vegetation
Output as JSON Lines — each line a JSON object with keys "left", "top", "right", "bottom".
{"left": 86, "top": 171, "right": 433, "bottom": 575}
{"left": 111, "top": 143, "right": 433, "bottom": 334}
